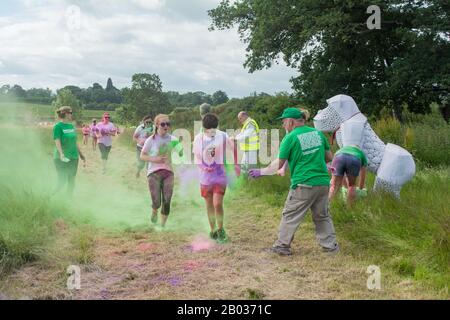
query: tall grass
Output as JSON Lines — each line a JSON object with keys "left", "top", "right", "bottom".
{"left": 246, "top": 166, "right": 450, "bottom": 293}
{"left": 0, "top": 185, "right": 56, "bottom": 276}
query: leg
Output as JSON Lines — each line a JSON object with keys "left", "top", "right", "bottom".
{"left": 345, "top": 155, "right": 362, "bottom": 205}
{"left": 66, "top": 159, "right": 79, "bottom": 196}
{"left": 148, "top": 172, "right": 162, "bottom": 223}
{"left": 213, "top": 192, "right": 224, "bottom": 230}
{"left": 204, "top": 194, "right": 216, "bottom": 232}
{"left": 346, "top": 175, "right": 358, "bottom": 206}
{"left": 310, "top": 186, "right": 339, "bottom": 252}
{"left": 53, "top": 159, "right": 67, "bottom": 194}
{"left": 136, "top": 146, "right": 145, "bottom": 178}
{"left": 329, "top": 175, "right": 343, "bottom": 201}
{"left": 160, "top": 171, "right": 174, "bottom": 227}
{"left": 274, "top": 187, "right": 314, "bottom": 249}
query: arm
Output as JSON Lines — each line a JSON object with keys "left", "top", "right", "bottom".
{"left": 54, "top": 139, "right": 65, "bottom": 160}
{"left": 140, "top": 139, "right": 167, "bottom": 163}
{"left": 77, "top": 143, "right": 86, "bottom": 161}
{"left": 325, "top": 150, "right": 333, "bottom": 163}
{"left": 235, "top": 125, "right": 255, "bottom": 141}
{"left": 359, "top": 166, "right": 367, "bottom": 189}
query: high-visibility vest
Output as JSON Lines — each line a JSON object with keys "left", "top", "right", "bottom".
{"left": 240, "top": 118, "right": 260, "bottom": 151}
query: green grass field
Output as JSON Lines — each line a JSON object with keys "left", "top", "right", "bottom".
{"left": 0, "top": 101, "right": 116, "bottom": 124}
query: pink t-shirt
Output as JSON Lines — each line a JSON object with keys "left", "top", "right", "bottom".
{"left": 89, "top": 124, "right": 99, "bottom": 137}
{"left": 96, "top": 122, "right": 117, "bottom": 147}
{"left": 141, "top": 134, "right": 181, "bottom": 176}
{"left": 193, "top": 130, "right": 233, "bottom": 186}
{"left": 82, "top": 127, "right": 90, "bottom": 135}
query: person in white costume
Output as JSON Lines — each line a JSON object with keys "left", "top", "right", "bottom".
{"left": 313, "top": 94, "right": 415, "bottom": 198}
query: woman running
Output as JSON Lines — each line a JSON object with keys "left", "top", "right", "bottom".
{"left": 96, "top": 113, "right": 118, "bottom": 174}
{"left": 140, "top": 114, "right": 183, "bottom": 228}
{"left": 90, "top": 119, "right": 99, "bottom": 151}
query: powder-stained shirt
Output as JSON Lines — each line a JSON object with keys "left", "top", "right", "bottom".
{"left": 279, "top": 126, "right": 330, "bottom": 188}
{"left": 134, "top": 124, "right": 154, "bottom": 147}
{"left": 96, "top": 122, "right": 117, "bottom": 147}
{"left": 141, "top": 134, "right": 182, "bottom": 176}
{"left": 53, "top": 122, "right": 79, "bottom": 160}
{"left": 193, "top": 130, "right": 233, "bottom": 186}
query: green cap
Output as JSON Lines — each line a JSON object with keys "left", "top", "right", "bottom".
{"left": 276, "top": 108, "right": 303, "bottom": 120}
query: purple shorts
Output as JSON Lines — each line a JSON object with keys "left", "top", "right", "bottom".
{"left": 331, "top": 153, "right": 362, "bottom": 177}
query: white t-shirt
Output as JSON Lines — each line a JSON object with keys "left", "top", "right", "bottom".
{"left": 141, "top": 134, "right": 182, "bottom": 176}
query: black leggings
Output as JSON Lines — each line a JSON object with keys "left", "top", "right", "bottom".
{"left": 54, "top": 158, "right": 79, "bottom": 195}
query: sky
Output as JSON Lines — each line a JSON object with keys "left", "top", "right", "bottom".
{"left": 0, "top": 0, "right": 297, "bottom": 97}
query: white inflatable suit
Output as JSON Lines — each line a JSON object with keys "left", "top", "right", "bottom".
{"left": 313, "top": 94, "right": 415, "bottom": 198}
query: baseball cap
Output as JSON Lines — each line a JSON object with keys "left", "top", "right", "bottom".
{"left": 276, "top": 108, "right": 304, "bottom": 120}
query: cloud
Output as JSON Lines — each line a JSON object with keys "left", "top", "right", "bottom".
{"left": 0, "top": 0, "right": 296, "bottom": 97}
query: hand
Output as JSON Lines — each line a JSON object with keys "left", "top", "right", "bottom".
{"left": 60, "top": 154, "right": 70, "bottom": 163}
{"left": 203, "top": 166, "right": 214, "bottom": 173}
{"left": 154, "top": 156, "right": 168, "bottom": 164}
{"left": 248, "top": 169, "right": 262, "bottom": 178}
{"left": 276, "top": 168, "right": 285, "bottom": 176}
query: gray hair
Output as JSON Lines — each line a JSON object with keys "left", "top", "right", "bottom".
{"left": 199, "top": 103, "right": 212, "bottom": 116}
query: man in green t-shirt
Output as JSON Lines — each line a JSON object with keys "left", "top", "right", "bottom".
{"left": 249, "top": 108, "right": 339, "bottom": 256}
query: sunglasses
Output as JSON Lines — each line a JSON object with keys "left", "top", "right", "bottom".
{"left": 159, "top": 122, "right": 171, "bottom": 127}
{"left": 104, "top": 117, "right": 110, "bottom": 119}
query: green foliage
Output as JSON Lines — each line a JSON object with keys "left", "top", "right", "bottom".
{"left": 119, "top": 73, "right": 172, "bottom": 124}
{"left": 52, "top": 89, "right": 83, "bottom": 123}
{"left": 209, "top": 0, "right": 450, "bottom": 116}
{"left": 373, "top": 112, "right": 450, "bottom": 167}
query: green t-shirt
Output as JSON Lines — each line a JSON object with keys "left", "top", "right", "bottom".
{"left": 53, "top": 122, "right": 79, "bottom": 160}
{"left": 336, "top": 146, "right": 368, "bottom": 167}
{"left": 279, "top": 126, "right": 330, "bottom": 189}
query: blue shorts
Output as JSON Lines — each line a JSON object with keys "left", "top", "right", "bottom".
{"left": 331, "top": 153, "right": 362, "bottom": 177}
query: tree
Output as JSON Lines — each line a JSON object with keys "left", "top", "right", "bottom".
{"left": 212, "top": 90, "right": 229, "bottom": 105}
{"left": 121, "top": 73, "right": 171, "bottom": 123}
{"left": 53, "top": 89, "right": 83, "bottom": 123}
{"left": 209, "top": 0, "right": 450, "bottom": 116}
{"left": 106, "top": 78, "right": 115, "bottom": 91}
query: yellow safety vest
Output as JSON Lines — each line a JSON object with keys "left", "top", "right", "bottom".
{"left": 240, "top": 118, "right": 260, "bottom": 151}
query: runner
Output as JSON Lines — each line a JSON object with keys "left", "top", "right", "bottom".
{"left": 96, "top": 113, "right": 118, "bottom": 174}
{"left": 193, "top": 113, "right": 239, "bottom": 243}
{"left": 140, "top": 114, "right": 183, "bottom": 228}
{"left": 133, "top": 115, "right": 154, "bottom": 178}
{"left": 90, "top": 119, "right": 99, "bottom": 151}
{"left": 81, "top": 124, "right": 90, "bottom": 145}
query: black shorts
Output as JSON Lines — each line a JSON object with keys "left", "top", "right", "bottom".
{"left": 98, "top": 143, "right": 112, "bottom": 160}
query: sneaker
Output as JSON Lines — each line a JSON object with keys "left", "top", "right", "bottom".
{"left": 269, "top": 246, "right": 292, "bottom": 256}
{"left": 209, "top": 230, "right": 218, "bottom": 240}
{"left": 322, "top": 243, "right": 340, "bottom": 256}
{"left": 216, "top": 228, "right": 228, "bottom": 244}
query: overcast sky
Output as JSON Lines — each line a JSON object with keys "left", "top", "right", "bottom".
{"left": 0, "top": 0, "right": 297, "bottom": 97}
